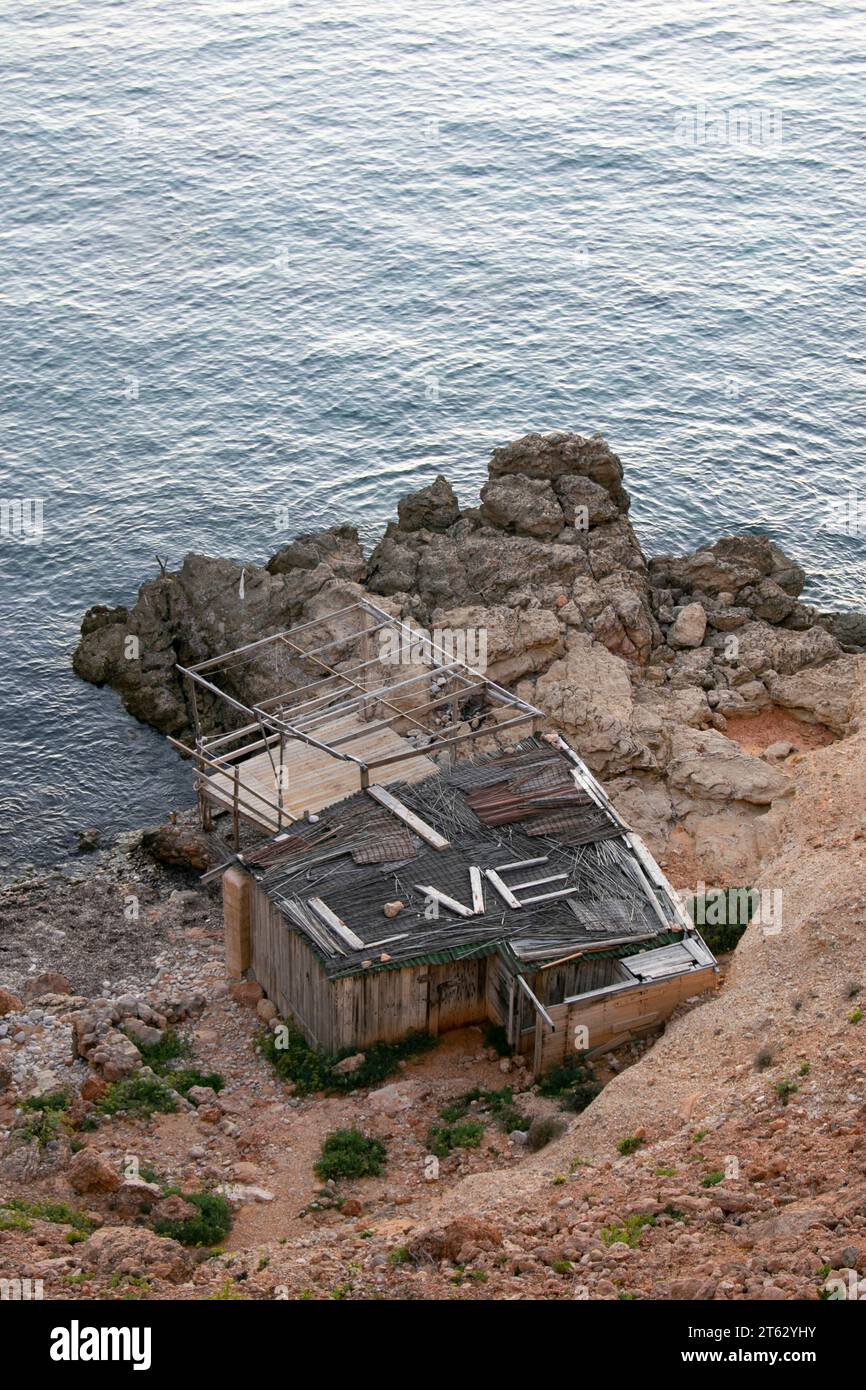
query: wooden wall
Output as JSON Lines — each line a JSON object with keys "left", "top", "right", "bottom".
{"left": 426, "top": 959, "right": 488, "bottom": 1035}
{"left": 528, "top": 966, "right": 717, "bottom": 1073}
{"left": 250, "top": 881, "right": 336, "bottom": 1049}
{"left": 248, "top": 877, "right": 489, "bottom": 1052}
{"left": 246, "top": 874, "right": 715, "bottom": 1069}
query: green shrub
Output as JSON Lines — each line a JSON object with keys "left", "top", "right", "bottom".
{"left": 482, "top": 1023, "right": 513, "bottom": 1058}
{"left": 538, "top": 1054, "right": 601, "bottom": 1113}
{"left": 259, "top": 1023, "right": 437, "bottom": 1096}
{"left": 168, "top": 1068, "right": 225, "bottom": 1097}
{"left": 526, "top": 1115, "right": 566, "bottom": 1152}
{"left": 98, "top": 1075, "right": 179, "bottom": 1117}
{"left": 209, "top": 1278, "right": 246, "bottom": 1300}
{"left": 689, "top": 888, "right": 758, "bottom": 954}
{"left": 438, "top": 1086, "right": 528, "bottom": 1134}
{"left": 601, "top": 1213, "right": 656, "bottom": 1248}
{"left": 133, "top": 1029, "right": 192, "bottom": 1069}
{"left": 426, "top": 1120, "right": 484, "bottom": 1159}
{"left": 3, "top": 1199, "right": 93, "bottom": 1234}
{"left": 775, "top": 1077, "right": 798, "bottom": 1106}
{"left": 701, "top": 1170, "right": 725, "bottom": 1187}
{"left": 617, "top": 1135, "right": 643, "bottom": 1156}
{"left": 314, "top": 1128, "right": 387, "bottom": 1182}
{"left": 153, "top": 1189, "right": 233, "bottom": 1247}
{"left": 21, "top": 1089, "right": 70, "bottom": 1113}
{"left": 0, "top": 1209, "right": 32, "bottom": 1232}
{"left": 130, "top": 1031, "right": 224, "bottom": 1096}
{"left": 17, "top": 1108, "right": 67, "bottom": 1148}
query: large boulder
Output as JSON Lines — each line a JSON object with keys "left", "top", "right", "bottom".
{"left": 430, "top": 605, "right": 563, "bottom": 686}
{"left": 479, "top": 475, "right": 564, "bottom": 538}
{"left": 669, "top": 602, "right": 708, "bottom": 649}
{"left": 818, "top": 611, "right": 866, "bottom": 652}
{"left": 397, "top": 476, "right": 461, "bottom": 532}
{"left": 73, "top": 546, "right": 362, "bottom": 737}
{"left": 649, "top": 535, "right": 805, "bottom": 599}
{"left": 0, "top": 989, "right": 23, "bottom": 1016}
{"left": 765, "top": 656, "right": 865, "bottom": 734}
{"left": 730, "top": 621, "right": 841, "bottom": 677}
{"left": 489, "top": 431, "right": 630, "bottom": 510}
{"left": 266, "top": 524, "right": 365, "bottom": 581}
{"left": 68, "top": 1149, "right": 122, "bottom": 1195}
{"left": 667, "top": 725, "right": 794, "bottom": 806}
{"left": 530, "top": 634, "right": 652, "bottom": 776}
{"left": 84, "top": 1226, "right": 193, "bottom": 1282}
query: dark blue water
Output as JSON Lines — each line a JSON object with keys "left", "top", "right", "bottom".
{"left": 1, "top": 0, "right": 864, "bottom": 866}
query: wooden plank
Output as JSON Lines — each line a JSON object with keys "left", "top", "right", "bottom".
{"left": 367, "top": 784, "right": 450, "bottom": 850}
{"left": 519, "top": 885, "right": 579, "bottom": 906}
{"left": 485, "top": 869, "right": 521, "bottom": 909}
{"left": 496, "top": 856, "right": 549, "bottom": 872}
{"left": 517, "top": 973, "right": 555, "bottom": 1028}
{"left": 307, "top": 897, "right": 365, "bottom": 951}
{"left": 509, "top": 873, "right": 568, "bottom": 892}
{"left": 469, "top": 866, "right": 485, "bottom": 915}
{"left": 414, "top": 885, "right": 474, "bottom": 918}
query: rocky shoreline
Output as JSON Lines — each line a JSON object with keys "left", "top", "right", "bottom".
{"left": 72, "top": 431, "right": 866, "bottom": 883}
{"left": 2, "top": 430, "right": 866, "bottom": 1303}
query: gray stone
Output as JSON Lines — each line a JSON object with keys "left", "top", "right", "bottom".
{"left": 669, "top": 603, "right": 708, "bottom": 649}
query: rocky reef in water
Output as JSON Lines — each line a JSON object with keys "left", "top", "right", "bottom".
{"left": 72, "top": 431, "right": 866, "bottom": 881}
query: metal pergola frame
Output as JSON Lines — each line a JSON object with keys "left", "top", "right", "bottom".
{"left": 169, "top": 598, "right": 543, "bottom": 840}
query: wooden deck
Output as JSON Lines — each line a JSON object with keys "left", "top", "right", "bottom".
{"left": 202, "top": 712, "right": 438, "bottom": 833}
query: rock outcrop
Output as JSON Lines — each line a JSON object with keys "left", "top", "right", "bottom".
{"left": 72, "top": 431, "right": 865, "bottom": 881}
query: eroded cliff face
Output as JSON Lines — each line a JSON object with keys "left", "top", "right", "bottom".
{"left": 72, "top": 431, "right": 865, "bottom": 881}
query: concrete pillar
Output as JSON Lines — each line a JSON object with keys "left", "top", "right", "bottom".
{"left": 223, "top": 866, "right": 251, "bottom": 978}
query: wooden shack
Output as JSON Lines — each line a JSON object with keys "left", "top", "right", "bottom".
{"left": 173, "top": 601, "right": 718, "bottom": 1073}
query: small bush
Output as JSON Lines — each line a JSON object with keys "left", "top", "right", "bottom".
{"left": 0, "top": 1208, "right": 32, "bottom": 1232}
{"left": 98, "top": 1075, "right": 179, "bottom": 1117}
{"left": 259, "top": 1023, "right": 437, "bottom": 1096}
{"left": 526, "top": 1115, "right": 566, "bottom": 1152}
{"left": 689, "top": 888, "right": 758, "bottom": 954}
{"left": 20, "top": 1089, "right": 70, "bottom": 1113}
{"left": 601, "top": 1213, "right": 655, "bottom": 1248}
{"left": 775, "top": 1077, "right": 798, "bottom": 1106}
{"left": 617, "top": 1135, "right": 643, "bottom": 1156}
{"left": 754, "top": 1046, "right": 774, "bottom": 1071}
{"left": 209, "top": 1278, "right": 246, "bottom": 1300}
{"left": 130, "top": 1031, "right": 223, "bottom": 1097}
{"left": 538, "top": 1053, "right": 601, "bottom": 1114}
{"left": 426, "top": 1120, "right": 484, "bottom": 1159}
{"left": 153, "top": 1189, "right": 233, "bottom": 1247}
{"left": 849, "top": 1007, "right": 863, "bottom": 1025}
{"left": 315, "top": 1128, "right": 387, "bottom": 1182}
{"left": 482, "top": 1023, "right": 513, "bottom": 1058}
{"left": 701, "top": 1170, "right": 725, "bottom": 1187}
{"left": 3, "top": 1199, "right": 94, "bottom": 1234}
{"left": 134, "top": 1029, "right": 192, "bottom": 1069}
{"left": 17, "top": 1108, "right": 68, "bottom": 1148}
{"left": 438, "top": 1086, "right": 528, "bottom": 1134}
{"left": 168, "top": 1069, "right": 225, "bottom": 1097}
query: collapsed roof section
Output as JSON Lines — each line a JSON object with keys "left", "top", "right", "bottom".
{"left": 239, "top": 738, "right": 701, "bottom": 980}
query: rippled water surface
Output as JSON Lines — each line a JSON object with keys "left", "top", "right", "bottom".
{"left": 1, "top": 0, "right": 864, "bottom": 865}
